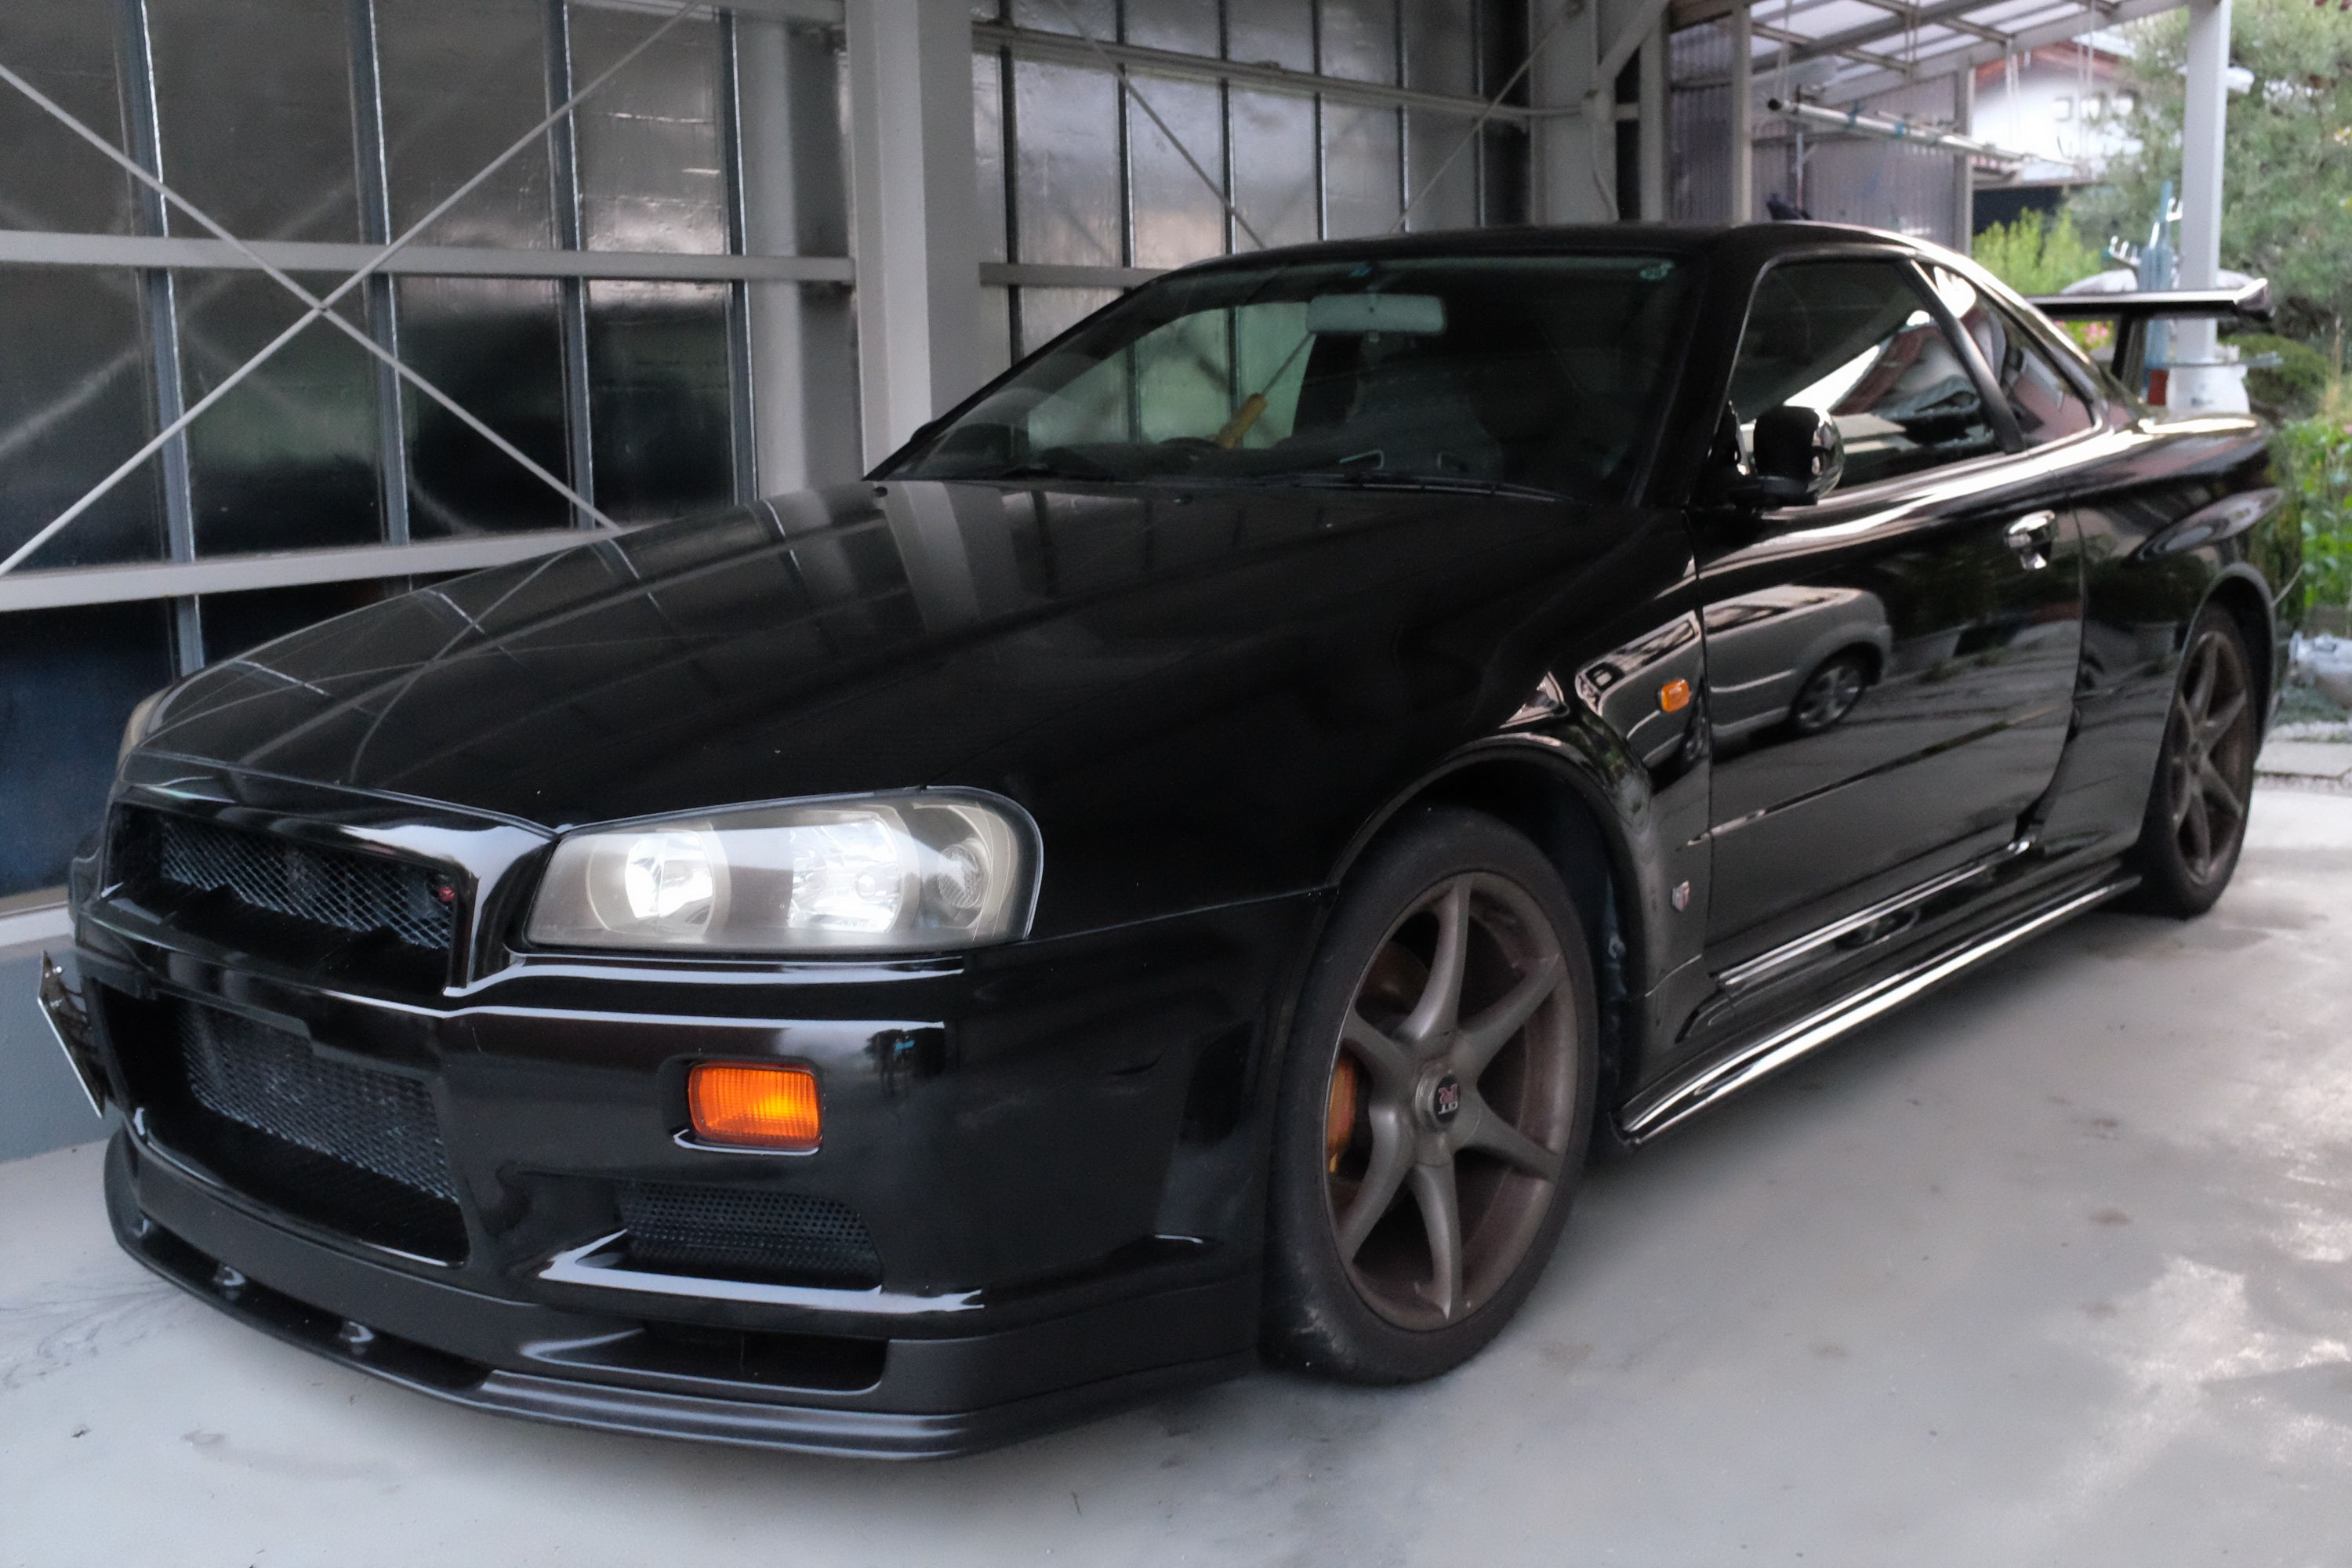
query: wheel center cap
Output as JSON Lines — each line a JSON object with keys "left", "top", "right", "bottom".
{"left": 1425, "top": 1072, "right": 1463, "bottom": 1127}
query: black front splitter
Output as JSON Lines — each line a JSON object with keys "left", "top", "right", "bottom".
{"left": 104, "top": 1134, "right": 1256, "bottom": 1460}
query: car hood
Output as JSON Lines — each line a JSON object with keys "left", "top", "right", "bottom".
{"left": 140, "top": 479, "right": 1649, "bottom": 927}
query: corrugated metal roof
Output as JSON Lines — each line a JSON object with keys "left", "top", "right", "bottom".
{"left": 1670, "top": 0, "right": 2184, "bottom": 105}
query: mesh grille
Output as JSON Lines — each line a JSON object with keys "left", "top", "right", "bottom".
{"left": 125, "top": 808, "right": 457, "bottom": 954}
{"left": 617, "top": 1181, "right": 882, "bottom": 1288}
{"left": 177, "top": 1004, "right": 457, "bottom": 1203}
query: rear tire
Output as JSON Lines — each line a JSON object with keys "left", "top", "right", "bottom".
{"left": 1262, "top": 806, "right": 1598, "bottom": 1384}
{"left": 2127, "top": 604, "right": 2259, "bottom": 917}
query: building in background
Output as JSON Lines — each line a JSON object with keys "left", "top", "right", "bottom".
{"left": 1971, "top": 35, "right": 2136, "bottom": 231}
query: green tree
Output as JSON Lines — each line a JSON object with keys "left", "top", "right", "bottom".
{"left": 1974, "top": 211, "right": 2107, "bottom": 297}
{"left": 2071, "top": 0, "right": 2352, "bottom": 349}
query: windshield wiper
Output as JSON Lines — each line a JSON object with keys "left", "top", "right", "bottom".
{"left": 966, "top": 458, "right": 1119, "bottom": 484}
{"left": 1273, "top": 469, "right": 1563, "bottom": 502}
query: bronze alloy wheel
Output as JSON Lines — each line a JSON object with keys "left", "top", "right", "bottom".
{"left": 1319, "top": 869, "right": 1578, "bottom": 1330}
{"left": 2161, "top": 619, "right": 2256, "bottom": 887}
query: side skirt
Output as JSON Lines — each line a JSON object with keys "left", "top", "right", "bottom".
{"left": 1616, "top": 871, "right": 2135, "bottom": 1145}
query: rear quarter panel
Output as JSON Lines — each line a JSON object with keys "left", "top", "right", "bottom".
{"left": 2036, "top": 410, "right": 2284, "bottom": 857}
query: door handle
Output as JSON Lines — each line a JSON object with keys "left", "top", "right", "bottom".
{"left": 2005, "top": 510, "right": 2057, "bottom": 571}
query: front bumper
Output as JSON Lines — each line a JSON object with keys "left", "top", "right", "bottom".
{"left": 71, "top": 777, "right": 1321, "bottom": 1456}
{"left": 105, "top": 1133, "right": 1254, "bottom": 1457}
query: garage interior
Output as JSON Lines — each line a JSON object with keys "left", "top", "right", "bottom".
{"left": 5, "top": 0, "right": 2348, "bottom": 1560}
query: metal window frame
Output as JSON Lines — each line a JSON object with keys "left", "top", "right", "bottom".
{"left": 8, "top": 1, "right": 1538, "bottom": 622}
{"left": 3, "top": 0, "right": 854, "bottom": 624}
{"left": 991, "top": 0, "right": 1539, "bottom": 351}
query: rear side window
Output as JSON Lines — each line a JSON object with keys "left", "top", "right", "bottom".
{"left": 1928, "top": 267, "right": 2097, "bottom": 445}
{"left": 1730, "top": 259, "right": 2001, "bottom": 489}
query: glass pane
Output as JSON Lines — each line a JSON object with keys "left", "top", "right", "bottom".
{"left": 901, "top": 253, "right": 1695, "bottom": 500}
{"left": 1229, "top": 0, "right": 1314, "bottom": 71}
{"left": 1011, "top": 60, "right": 1122, "bottom": 266}
{"left": 1320, "top": 0, "right": 1399, "bottom": 84}
{"left": 1323, "top": 104, "right": 1402, "bottom": 239}
{"left": 976, "top": 285, "right": 1014, "bottom": 381}
{"left": 1008, "top": 0, "right": 1113, "bottom": 34}
{"left": 570, "top": 5, "right": 727, "bottom": 254}
{"left": 1230, "top": 92, "right": 1319, "bottom": 249}
{"left": 1130, "top": 78, "right": 1227, "bottom": 270}
{"left": 0, "top": 267, "right": 165, "bottom": 570}
{"left": 201, "top": 580, "right": 404, "bottom": 661}
{"left": 1404, "top": 0, "right": 1477, "bottom": 96}
{"left": 1014, "top": 286, "right": 1120, "bottom": 358}
{"left": 586, "top": 280, "right": 732, "bottom": 521}
{"left": 147, "top": 0, "right": 361, "bottom": 244}
{"left": 398, "top": 277, "right": 570, "bottom": 536}
{"left": 1124, "top": 0, "right": 1218, "bottom": 54}
{"left": 973, "top": 51, "right": 1008, "bottom": 263}
{"left": 1928, "top": 270, "right": 2098, "bottom": 447}
{"left": 376, "top": 0, "right": 554, "bottom": 249}
{"left": 0, "top": 8, "right": 138, "bottom": 234}
{"left": 0, "top": 602, "right": 173, "bottom": 897}
{"left": 1481, "top": 122, "right": 1529, "bottom": 224}
{"left": 1731, "top": 260, "right": 1999, "bottom": 488}
{"left": 176, "top": 270, "right": 384, "bottom": 554}
{"left": 1405, "top": 111, "right": 1480, "bottom": 231}
{"left": 1480, "top": 0, "right": 1531, "bottom": 95}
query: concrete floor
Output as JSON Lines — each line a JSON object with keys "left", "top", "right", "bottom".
{"left": 5, "top": 789, "right": 2350, "bottom": 1567}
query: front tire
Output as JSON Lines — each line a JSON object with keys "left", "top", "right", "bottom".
{"left": 1262, "top": 807, "right": 1598, "bottom": 1384}
{"left": 2128, "top": 604, "right": 2259, "bottom": 917}
{"left": 1789, "top": 651, "right": 1871, "bottom": 735}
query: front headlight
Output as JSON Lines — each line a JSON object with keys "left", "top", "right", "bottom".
{"left": 524, "top": 791, "right": 1039, "bottom": 954}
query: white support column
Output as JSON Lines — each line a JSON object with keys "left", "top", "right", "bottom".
{"left": 1726, "top": 0, "right": 1753, "bottom": 223}
{"left": 1638, "top": 16, "right": 1668, "bottom": 220}
{"left": 1532, "top": 2, "right": 1611, "bottom": 222}
{"left": 737, "top": 15, "right": 810, "bottom": 492}
{"left": 2175, "top": 0, "right": 2232, "bottom": 406}
{"left": 845, "top": 0, "right": 982, "bottom": 466}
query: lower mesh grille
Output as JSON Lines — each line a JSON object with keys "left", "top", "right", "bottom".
{"left": 617, "top": 1181, "right": 882, "bottom": 1288}
{"left": 179, "top": 1006, "right": 456, "bottom": 1201}
{"left": 153, "top": 1000, "right": 466, "bottom": 1261}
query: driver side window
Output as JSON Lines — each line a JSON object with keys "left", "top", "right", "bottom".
{"left": 1730, "top": 260, "right": 2001, "bottom": 491}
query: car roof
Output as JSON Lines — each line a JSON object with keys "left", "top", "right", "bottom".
{"left": 1159, "top": 221, "right": 1929, "bottom": 281}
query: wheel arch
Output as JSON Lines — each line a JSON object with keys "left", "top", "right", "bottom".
{"left": 1328, "top": 739, "right": 1657, "bottom": 1109}
{"left": 2201, "top": 565, "right": 2277, "bottom": 732}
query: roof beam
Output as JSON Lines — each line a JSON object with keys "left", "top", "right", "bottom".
{"left": 1810, "top": 0, "right": 2170, "bottom": 101}
{"left": 1751, "top": 18, "right": 1912, "bottom": 73}
{"left": 1787, "top": 0, "right": 2020, "bottom": 63}
{"left": 1846, "top": 0, "right": 2013, "bottom": 49}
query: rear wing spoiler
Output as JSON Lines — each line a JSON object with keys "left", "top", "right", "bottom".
{"left": 2027, "top": 278, "right": 2274, "bottom": 392}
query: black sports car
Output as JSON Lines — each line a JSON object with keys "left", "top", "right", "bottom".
{"left": 45, "top": 223, "right": 2296, "bottom": 1457}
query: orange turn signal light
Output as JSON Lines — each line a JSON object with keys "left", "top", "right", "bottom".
{"left": 1659, "top": 678, "right": 1693, "bottom": 713}
{"left": 688, "top": 1062, "right": 821, "bottom": 1151}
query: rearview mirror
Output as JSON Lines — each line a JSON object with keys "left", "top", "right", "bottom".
{"left": 1305, "top": 292, "right": 1446, "bottom": 336}
{"left": 1731, "top": 405, "right": 1844, "bottom": 510}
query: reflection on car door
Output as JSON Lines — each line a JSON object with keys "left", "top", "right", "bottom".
{"left": 1699, "top": 256, "right": 2086, "bottom": 954}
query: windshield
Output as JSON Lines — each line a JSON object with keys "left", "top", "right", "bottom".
{"left": 885, "top": 252, "right": 1695, "bottom": 501}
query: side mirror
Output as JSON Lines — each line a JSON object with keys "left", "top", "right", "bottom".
{"left": 1728, "top": 405, "right": 1844, "bottom": 510}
